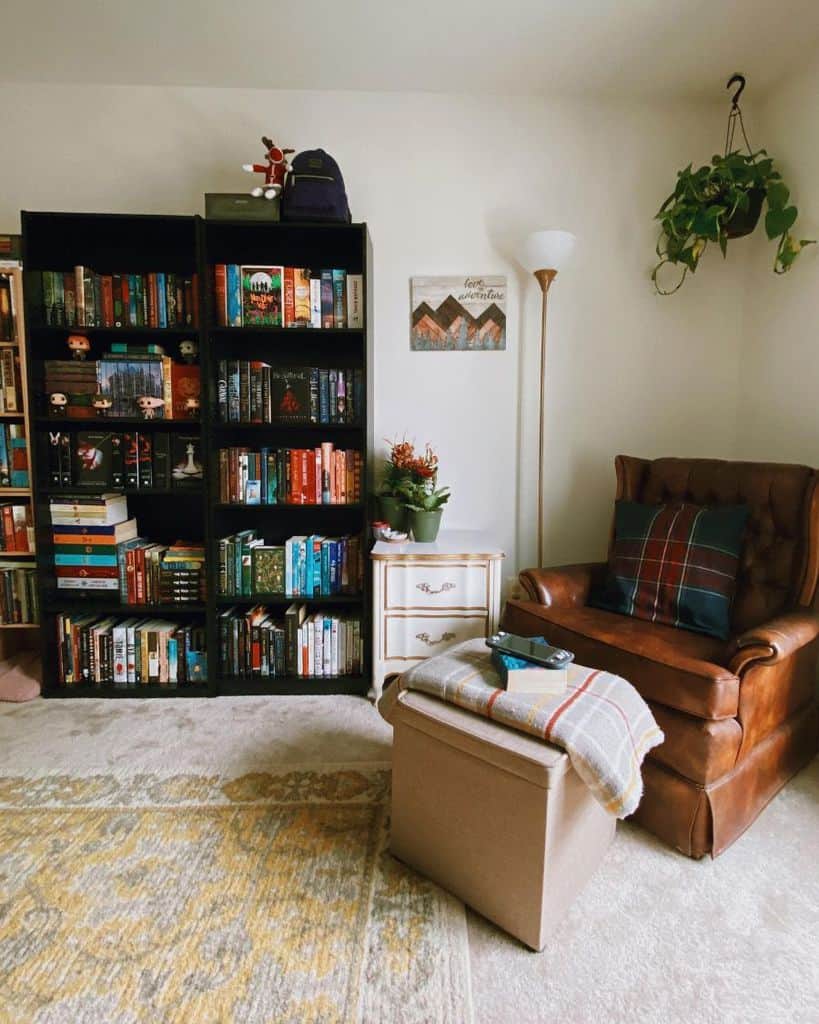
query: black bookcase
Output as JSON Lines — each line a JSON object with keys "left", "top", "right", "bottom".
{"left": 21, "top": 211, "right": 372, "bottom": 698}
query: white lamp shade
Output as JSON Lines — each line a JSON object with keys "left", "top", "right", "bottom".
{"left": 520, "top": 229, "right": 576, "bottom": 274}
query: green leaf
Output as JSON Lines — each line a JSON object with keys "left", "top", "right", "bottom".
{"left": 765, "top": 205, "right": 798, "bottom": 239}
{"left": 718, "top": 232, "right": 728, "bottom": 257}
{"left": 766, "top": 181, "right": 789, "bottom": 210}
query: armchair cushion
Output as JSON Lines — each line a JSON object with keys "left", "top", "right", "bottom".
{"left": 502, "top": 598, "right": 738, "bottom": 720}
{"left": 589, "top": 500, "right": 748, "bottom": 640}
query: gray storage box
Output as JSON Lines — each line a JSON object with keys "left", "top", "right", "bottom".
{"left": 204, "top": 193, "right": 280, "bottom": 222}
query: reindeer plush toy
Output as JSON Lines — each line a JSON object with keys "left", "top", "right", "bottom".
{"left": 242, "top": 137, "right": 295, "bottom": 200}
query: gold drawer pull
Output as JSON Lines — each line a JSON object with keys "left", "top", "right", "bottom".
{"left": 415, "top": 631, "right": 456, "bottom": 646}
{"left": 416, "top": 581, "right": 456, "bottom": 596}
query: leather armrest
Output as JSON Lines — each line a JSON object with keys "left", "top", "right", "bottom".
{"left": 728, "top": 610, "right": 819, "bottom": 674}
{"left": 518, "top": 562, "right": 607, "bottom": 608}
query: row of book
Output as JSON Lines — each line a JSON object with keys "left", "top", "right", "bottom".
{"left": 45, "top": 347, "right": 200, "bottom": 420}
{"left": 218, "top": 531, "right": 363, "bottom": 598}
{"left": 0, "top": 273, "right": 17, "bottom": 343}
{"left": 0, "top": 504, "right": 33, "bottom": 553}
{"left": 38, "top": 268, "right": 200, "bottom": 329}
{"left": 0, "top": 423, "right": 28, "bottom": 488}
{"left": 0, "top": 347, "right": 22, "bottom": 412}
{"left": 213, "top": 265, "right": 363, "bottom": 329}
{"left": 56, "top": 613, "right": 207, "bottom": 687}
{"left": 47, "top": 430, "right": 203, "bottom": 490}
{"left": 48, "top": 493, "right": 205, "bottom": 601}
{"left": 218, "top": 604, "right": 363, "bottom": 679}
{"left": 217, "top": 362, "right": 363, "bottom": 425}
{"left": 218, "top": 445, "right": 362, "bottom": 505}
{"left": 0, "top": 565, "right": 38, "bottom": 624}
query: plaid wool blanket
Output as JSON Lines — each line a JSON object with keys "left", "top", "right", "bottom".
{"left": 397, "top": 638, "right": 664, "bottom": 818}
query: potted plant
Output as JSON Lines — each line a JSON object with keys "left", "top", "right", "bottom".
{"left": 652, "top": 150, "right": 814, "bottom": 294}
{"left": 377, "top": 439, "right": 415, "bottom": 530}
{"left": 394, "top": 442, "right": 450, "bottom": 542}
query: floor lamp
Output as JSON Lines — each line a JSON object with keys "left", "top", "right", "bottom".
{"left": 520, "top": 229, "right": 576, "bottom": 568}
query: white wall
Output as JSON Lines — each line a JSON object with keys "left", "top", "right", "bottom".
{"left": 735, "top": 62, "right": 819, "bottom": 465}
{"left": 0, "top": 84, "right": 746, "bottom": 589}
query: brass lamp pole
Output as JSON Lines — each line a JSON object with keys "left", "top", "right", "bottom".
{"left": 521, "top": 231, "right": 576, "bottom": 568}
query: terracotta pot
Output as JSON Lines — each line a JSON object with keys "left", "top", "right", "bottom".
{"left": 378, "top": 496, "right": 409, "bottom": 531}
{"left": 725, "top": 188, "right": 764, "bottom": 239}
{"left": 409, "top": 509, "right": 442, "bottom": 543}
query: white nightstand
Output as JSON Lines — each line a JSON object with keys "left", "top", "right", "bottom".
{"left": 370, "top": 529, "right": 504, "bottom": 700}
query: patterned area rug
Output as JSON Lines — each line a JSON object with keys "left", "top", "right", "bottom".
{"left": 0, "top": 767, "right": 472, "bottom": 1024}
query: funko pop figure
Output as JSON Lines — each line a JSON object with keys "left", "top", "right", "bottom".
{"left": 92, "top": 393, "right": 113, "bottom": 417}
{"left": 135, "top": 395, "right": 165, "bottom": 419}
{"left": 49, "top": 392, "right": 68, "bottom": 416}
{"left": 67, "top": 334, "right": 91, "bottom": 361}
{"left": 179, "top": 339, "right": 198, "bottom": 364}
{"left": 184, "top": 396, "right": 200, "bottom": 419}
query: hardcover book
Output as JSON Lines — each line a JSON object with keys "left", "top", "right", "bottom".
{"left": 171, "top": 434, "right": 203, "bottom": 487}
{"left": 252, "top": 546, "right": 286, "bottom": 595}
{"left": 490, "top": 638, "right": 568, "bottom": 696}
{"left": 74, "top": 432, "right": 113, "bottom": 487}
{"left": 270, "top": 369, "right": 309, "bottom": 423}
{"left": 241, "top": 266, "right": 283, "bottom": 327}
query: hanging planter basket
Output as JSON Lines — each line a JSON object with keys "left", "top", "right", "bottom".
{"left": 724, "top": 186, "right": 764, "bottom": 239}
{"left": 652, "top": 74, "right": 814, "bottom": 294}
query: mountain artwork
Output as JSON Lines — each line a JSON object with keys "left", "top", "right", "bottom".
{"left": 410, "top": 276, "right": 506, "bottom": 351}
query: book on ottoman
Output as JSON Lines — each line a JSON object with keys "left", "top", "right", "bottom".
{"left": 491, "top": 637, "right": 567, "bottom": 696}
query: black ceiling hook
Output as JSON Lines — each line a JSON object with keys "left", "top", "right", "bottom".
{"left": 727, "top": 73, "right": 746, "bottom": 109}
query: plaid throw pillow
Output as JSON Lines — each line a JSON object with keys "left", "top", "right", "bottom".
{"left": 590, "top": 500, "right": 748, "bottom": 639}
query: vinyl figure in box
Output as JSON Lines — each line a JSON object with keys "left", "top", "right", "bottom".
{"left": 185, "top": 396, "right": 200, "bottom": 419}
{"left": 67, "top": 333, "right": 91, "bottom": 360}
{"left": 179, "top": 339, "right": 198, "bottom": 364}
{"left": 242, "top": 136, "right": 295, "bottom": 199}
{"left": 136, "top": 395, "right": 165, "bottom": 419}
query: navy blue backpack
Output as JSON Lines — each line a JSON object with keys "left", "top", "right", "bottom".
{"left": 281, "top": 149, "right": 351, "bottom": 222}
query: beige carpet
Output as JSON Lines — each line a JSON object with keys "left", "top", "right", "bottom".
{"left": 2, "top": 696, "right": 818, "bottom": 1024}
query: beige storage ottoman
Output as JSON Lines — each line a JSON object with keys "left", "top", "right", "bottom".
{"left": 380, "top": 686, "right": 616, "bottom": 951}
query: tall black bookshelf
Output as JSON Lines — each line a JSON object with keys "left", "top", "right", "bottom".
{"left": 21, "top": 211, "right": 372, "bottom": 698}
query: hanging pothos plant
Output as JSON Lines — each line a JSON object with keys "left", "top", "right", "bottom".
{"left": 652, "top": 76, "right": 814, "bottom": 295}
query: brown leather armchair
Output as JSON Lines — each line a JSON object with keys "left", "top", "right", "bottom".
{"left": 502, "top": 456, "right": 819, "bottom": 858}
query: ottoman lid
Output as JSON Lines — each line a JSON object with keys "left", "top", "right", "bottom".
{"left": 382, "top": 686, "right": 570, "bottom": 789}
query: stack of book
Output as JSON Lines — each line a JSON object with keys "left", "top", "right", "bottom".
{"left": 212, "top": 265, "right": 363, "bottom": 329}
{"left": 159, "top": 542, "right": 206, "bottom": 604}
{"left": 38, "top": 268, "right": 199, "bottom": 329}
{"left": 48, "top": 429, "right": 203, "bottom": 490}
{"left": 44, "top": 359, "right": 98, "bottom": 418}
{"left": 55, "top": 612, "right": 207, "bottom": 688}
{"left": 218, "top": 444, "right": 362, "bottom": 505}
{"left": 217, "top": 531, "right": 363, "bottom": 598}
{"left": 115, "top": 539, "right": 206, "bottom": 606}
{"left": 0, "top": 503, "right": 34, "bottom": 552}
{"left": 0, "top": 563, "right": 38, "bottom": 623}
{"left": 0, "top": 273, "right": 16, "bottom": 342}
{"left": 50, "top": 493, "right": 133, "bottom": 592}
{"left": 217, "top": 362, "right": 363, "bottom": 425}
{"left": 0, "top": 423, "right": 29, "bottom": 488}
{"left": 218, "top": 603, "right": 362, "bottom": 679}
{"left": 0, "top": 347, "right": 22, "bottom": 411}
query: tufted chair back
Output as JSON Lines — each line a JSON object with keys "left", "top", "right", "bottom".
{"left": 613, "top": 456, "right": 819, "bottom": 634}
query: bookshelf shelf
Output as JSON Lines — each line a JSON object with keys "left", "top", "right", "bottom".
{"left": 30, "top": 326, "right": 196, "bottom": 337}
{"left": 0, "top": 265, "right": 38, "bottom": 652}
{"left": 217, "top": 676, "right": 367, "bottom": 697}
{"left": 215, "top": 593, "right": 361, "bottom": 607}
{"left": 43, "top": 599, "right": 206, "bottom": 615}
{"left": 47, "top": 684, "right": 210, "bottom": 699}
{"left": 35, "top": 416, "right": 201, "bottom": 429}
{"left": 23, "top": 211, "right": 372, "bottom": 698}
